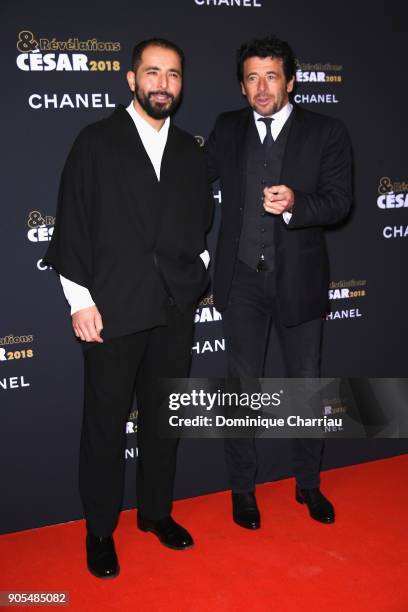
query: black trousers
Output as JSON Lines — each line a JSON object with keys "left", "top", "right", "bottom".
{"left": 222, "top": 261, "right": 324, "bottom": 492}
{"left": 79, "top": 303, "right": 194, "bottom": 537}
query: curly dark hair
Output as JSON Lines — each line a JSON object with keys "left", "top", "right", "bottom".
{"left": 237, "top": 35, "right": 296, "bottom": 83}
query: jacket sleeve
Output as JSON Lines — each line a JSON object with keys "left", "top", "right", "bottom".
{"left": 201, "top": 150, "right": 215, "bottom": 235}
{"left": 204, "top": 118, "right": 221, "bottom": 184}
{"left": 43, "top": 128, "right": 94, "bottom": 289}
{"left": 288, "top": 119, "right": 353, "bottom": 229}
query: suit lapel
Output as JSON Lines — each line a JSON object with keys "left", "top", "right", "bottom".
{"left": 159, "top": 123, "right": 182, "bottom": 185}
{"left": 235, "top": 108, "right": 252, "bottom": 206}
{"left": 154, "top": 123, "right": 184, "bottom": 244}
{"left": 113, "top": 105, "right": 158, "bottom": 183}
{"left": 280, "top": 106, "right": 309, "bottom": 185}
{"left": 110, "top": 106, "right": 163, "bottom": 247}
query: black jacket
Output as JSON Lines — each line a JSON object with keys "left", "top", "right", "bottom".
{"left": 205, "top": 105, "right": 353, "bottom": 326}
{"left": 44, "top": 105, "right": 213, "bottom": 340}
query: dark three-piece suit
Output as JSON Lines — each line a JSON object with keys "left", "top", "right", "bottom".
{"left": 205, "top": 104, "right": 353, "bottom": 492}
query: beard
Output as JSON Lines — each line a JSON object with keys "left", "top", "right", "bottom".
{"left": 135, "top": 87, "right": 181, "bottom": 119}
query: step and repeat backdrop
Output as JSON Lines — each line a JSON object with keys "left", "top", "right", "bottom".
{"left": 1, "top": 0, "right": 407, "bottom": 533}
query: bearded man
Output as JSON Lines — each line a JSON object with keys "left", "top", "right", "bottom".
{"left": 45, "top": 38, "right": 212, "bottom": 578}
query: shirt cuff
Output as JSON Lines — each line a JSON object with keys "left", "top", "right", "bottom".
{"left": 60, "top": 275, "right": 95, "bottom": 315}
{"left": 200, "top": 249, "right": 210, "bottom": 269}
{"left": 282, "top": 211, "right": 293, "bottom": 225}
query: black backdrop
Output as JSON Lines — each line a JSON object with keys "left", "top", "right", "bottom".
{"left": 1, "top": 0, "right": 407, "bottom": 534}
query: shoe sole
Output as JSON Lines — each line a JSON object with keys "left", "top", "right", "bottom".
{"left": 87, "top": 564, "right": 120, "bottom": 579}
{"left": 233, "top": 517, "right": 260, "bottom": 530}
{"left": 137, "top": 525, "right": 194, "bottom": 550}
{"left": 295, "top": 495, "right": 335, "bottom": 524}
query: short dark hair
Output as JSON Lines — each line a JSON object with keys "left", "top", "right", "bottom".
{"left": 237, "top": 35, "right": 296, "bottom": 83}
{"left": 131, "top": 38, "right": 185, "bottom": 73}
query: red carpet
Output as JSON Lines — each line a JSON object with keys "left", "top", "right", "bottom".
{"left": 1, "top": 456, "right": 407, "bottom": 611}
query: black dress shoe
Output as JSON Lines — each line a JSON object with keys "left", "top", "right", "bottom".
{"left": 295, "top": 486, "right": 335, "bottom": 524}
{"left": 86, "top": 533, "right": 120, "bottom": 579}
{"left": 232, "top": 492, "right": 260, "bottom": 529}
{"left": 137, "top": 515, "right": 194, "bottom": 550}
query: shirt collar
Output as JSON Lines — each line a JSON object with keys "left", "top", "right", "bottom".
{"left": 126, "top": 100, "right": 170, "bottom": 140}
{"left": 253, "top": 101, "right": 293, "bottom": 131}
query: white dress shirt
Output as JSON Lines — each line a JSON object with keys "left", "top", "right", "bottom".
{"left": 60, "top": 101, "right": 209, "bottom": 314}
{"left": 253, "top": 102, "right": 293, "bottom": 225}
{"left": 127, "top": 100, "right": 170, "bottom": 180}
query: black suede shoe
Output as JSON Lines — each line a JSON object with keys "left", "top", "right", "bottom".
{"left": 296, "top": 486, "right": 335, "bottom": 524}
{"left": 232, "top": 492, "right": 260, "bottom": 529}
{"left": 137, "top": 515, "right": 194, "bottom": 550}
{"left": 86, "top": 533, "right": 120, "bottom": 579}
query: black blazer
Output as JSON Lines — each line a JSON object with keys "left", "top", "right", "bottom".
{"left": 45, "top": 105, "right": 213, "bottom": 340}
{"left": 205, "top": 105, "right": 353, "bottom": 326}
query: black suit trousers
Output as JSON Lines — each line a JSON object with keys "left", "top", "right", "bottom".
{"left": 222, "top": 261, "right": 324, "bottom": 492}
{"left": 79, "top": 303, "right": 194, "bottom": 537}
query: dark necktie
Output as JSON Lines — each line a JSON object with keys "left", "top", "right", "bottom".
{"left": 257, "top": 117, "right": 274, "bottom": 152}
{"left": 256, "top": 117, "right": 274, "bottom": 268}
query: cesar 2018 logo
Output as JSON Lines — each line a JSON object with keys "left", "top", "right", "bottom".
{"left": 16, "top": 30, "right": 121, "bottom": 72}
{"left": 0, "top": 334, "right": 35, "bottom": 364}
{"left": 27, "top": 210, "right": 55, "bottom": 243}
{"left": 295, "top": 59, "right": 343, "bottom": 83}
{"left": 377, "top": 177, "right": 408, "bottom": 209}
